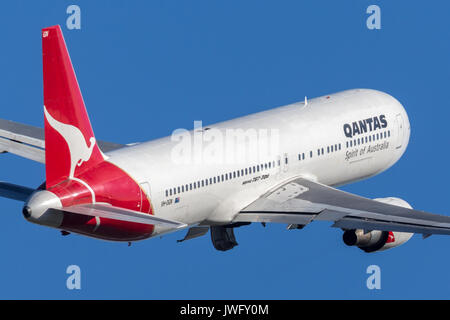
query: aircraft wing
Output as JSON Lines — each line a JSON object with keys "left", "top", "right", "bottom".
{"left": 233, "top": 177, "right": 450, "bottom": 237}
{"left": 0, "top": 119, "right": 125, "bottom": 163}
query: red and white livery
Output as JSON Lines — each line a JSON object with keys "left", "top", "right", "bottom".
{"left": 1, "top": 25, "right": 449, "bottom": 252}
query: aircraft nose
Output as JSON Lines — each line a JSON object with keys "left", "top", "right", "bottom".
{"left": 23, "top": 190, "right": 63, "bottom": 227}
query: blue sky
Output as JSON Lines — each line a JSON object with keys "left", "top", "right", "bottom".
{"left": 0, "top": 0, "right": 449, "bottom": 299}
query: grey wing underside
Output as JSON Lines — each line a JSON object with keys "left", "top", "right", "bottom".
{"left": 234, "top": 177, "right": 450, "bottom": 237}
{"left": 0, "top": 119, "right": 125, "bottom": 163}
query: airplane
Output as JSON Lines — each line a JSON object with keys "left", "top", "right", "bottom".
{"left": 1, "top": 25, "right": 450, "bottom": 253}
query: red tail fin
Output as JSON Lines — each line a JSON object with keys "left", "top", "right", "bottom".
{"left": 42, "top": 25, "right": 105, "bottom": 187}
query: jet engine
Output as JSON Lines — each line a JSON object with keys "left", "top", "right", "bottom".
{"left": 342, "top": 197, "right": 414, "bottom": 252}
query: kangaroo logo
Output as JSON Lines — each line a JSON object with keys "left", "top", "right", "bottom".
{"left": 44, "top": 106, "right": 96, "bottom": 179}
{"left": 386, "top": 231, "right": 396, "bottom": 243}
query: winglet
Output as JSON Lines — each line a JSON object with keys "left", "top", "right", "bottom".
{"left": 42, "top": 25, "right": 105, "bottom": 187}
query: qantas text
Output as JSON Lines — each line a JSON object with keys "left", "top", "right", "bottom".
{"left": 343, "top": 114, "right": 387, "bottom": 138}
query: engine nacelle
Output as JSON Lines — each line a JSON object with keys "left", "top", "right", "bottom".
{"left": 342, "top": 197, "right": 414, "bottom": 252}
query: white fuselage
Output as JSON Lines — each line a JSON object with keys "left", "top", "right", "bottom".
{"left": 106, "top": 89, "right": 410, "bottom": 237}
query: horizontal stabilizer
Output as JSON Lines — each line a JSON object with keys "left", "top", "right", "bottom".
{"left": 0, "top": 182, "right": 35, "bottom": 202}
{"left": 59, "top": 203, "right": 187, "bottom": 228}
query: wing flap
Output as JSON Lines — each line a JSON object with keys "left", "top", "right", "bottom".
{"left": 332, "top": 217, "right": 450, "bottom": 236}
{"left": 177, "top": 226, "right": 210, "bottom": 242}
{"left": 233, "top": 212, "right": 315, "bottom": 225}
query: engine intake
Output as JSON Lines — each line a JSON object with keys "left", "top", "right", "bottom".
{"left": 343, "top": 229, "right": 389, "bottom": 252}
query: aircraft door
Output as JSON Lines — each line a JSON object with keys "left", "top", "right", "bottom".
{"left": 139, "top": 182, "right": 151, "bottom": 213}
{"left": 282, "top": 153, "right": 289, "bottom": 173}
{"left": 274, "top": 155, "right": 281, "bottom": 180}
{"left": 395, "top": 114, "right": 404, "bottom": 149}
